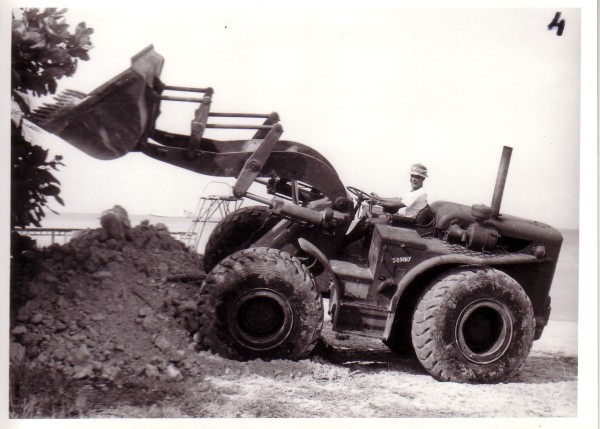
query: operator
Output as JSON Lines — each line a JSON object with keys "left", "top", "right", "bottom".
{"left": 372, "top": 163, "right": 428, "bottom": 218}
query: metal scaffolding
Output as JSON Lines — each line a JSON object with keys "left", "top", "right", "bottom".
{"left": 185, "top": 182, "right": 243, "bottom": 252}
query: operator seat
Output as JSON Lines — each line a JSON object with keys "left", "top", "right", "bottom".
{"left": 389, "top": 205, "right": 435, "bottom": 237}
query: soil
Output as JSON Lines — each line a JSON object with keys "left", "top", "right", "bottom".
{"left": 10, "top": 206, "right": 207, "bottom": 386}
{"left": 8, "top": 207, "right": 578, "bottom": 418}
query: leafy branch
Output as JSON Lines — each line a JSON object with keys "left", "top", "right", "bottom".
{"left": 12, "top": 8, "right": 93, "bottom": 97}
{"left": 11, "top": 8, "right": 93, "bottom": 229}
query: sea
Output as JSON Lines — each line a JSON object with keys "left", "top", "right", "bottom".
{"left": 29, "top": 211, "right": 218, "bottom": 256}
{"left": 26, "top": 212, "right": 579, "bottom": 323}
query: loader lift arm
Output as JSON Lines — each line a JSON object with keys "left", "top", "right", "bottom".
{"left": 28, "top": 45, "right": 352, "bottom": 214}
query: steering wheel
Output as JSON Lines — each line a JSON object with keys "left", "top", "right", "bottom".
{"left": 346, "top": 186, "right": 380, "bottom": 204}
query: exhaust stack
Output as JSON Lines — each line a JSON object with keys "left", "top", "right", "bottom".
{"left": 490, "top": 146, "right": 513, "bottom": 218}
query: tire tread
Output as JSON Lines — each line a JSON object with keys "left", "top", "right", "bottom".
{"left": 197, "top": 247, "right": 323, "bottom": 361}
{"left": 411, "top": 266, "right": 535, "bottom": 383}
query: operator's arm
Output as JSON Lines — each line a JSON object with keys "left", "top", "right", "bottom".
{"left": 370, "top": 193, "right": 405, "bottom": 213}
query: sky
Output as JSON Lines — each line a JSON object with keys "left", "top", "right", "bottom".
{"left": 4, "top": 4, "right": 590, "bottom": 229}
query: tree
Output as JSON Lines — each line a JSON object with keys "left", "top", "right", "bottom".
{"left": 11, "top": 9, "right": 94, "bottom": 306}
{"left": 11, "top": 8, "right": 93, "bottom": 228}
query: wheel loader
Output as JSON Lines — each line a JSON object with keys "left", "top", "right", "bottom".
{"left": 27, "top": 46, "right": 563, "bottom": 383}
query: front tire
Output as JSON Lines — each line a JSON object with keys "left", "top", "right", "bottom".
{"left": 197, "top": 247, "right": 323, "bottom": 361}
{"left": 411, "top": 267, "right": 535, "bottom": 383}
{"left": 203, "top": 205, "right": 280, "bottom": 273}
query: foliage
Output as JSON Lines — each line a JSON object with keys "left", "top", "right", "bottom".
{"left": 11, "top": 8, "right": 93, "bottom": 229}
{"left": 12, "top": 7, "right": 93, "bottom": 99}
{"left": 11, "top": 122, "right": 65, "bottom": 228}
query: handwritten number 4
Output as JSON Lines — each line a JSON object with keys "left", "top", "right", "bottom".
{"left": 548, "top": 12, "right": 565, "bottom": 36}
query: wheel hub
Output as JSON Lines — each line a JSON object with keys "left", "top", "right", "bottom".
{"left": 229, "top": 288, "right": 294, "bottom": 351}
{"left": 455, "top": 299, "right": 513, "bottom": 364}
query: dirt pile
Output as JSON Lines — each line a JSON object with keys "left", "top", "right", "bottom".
{"left": 9, "top": 206, "right": 208, "bottom": 385}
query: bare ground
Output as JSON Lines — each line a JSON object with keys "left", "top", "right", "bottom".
{"left": 83, "top": 317, "right": 577, "bottom": 419}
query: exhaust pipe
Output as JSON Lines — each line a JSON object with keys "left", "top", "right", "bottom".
{"left": 490, "top": 146, "right": 513, "bottom": 218}
{"left": 465, "top": 146, "right": 512, "bottom": 249}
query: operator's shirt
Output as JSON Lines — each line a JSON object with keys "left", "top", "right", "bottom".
{"left": 397, "top": 187, "right": 427, "bottom": 218}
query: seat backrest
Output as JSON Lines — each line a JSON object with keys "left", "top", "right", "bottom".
{"left": 414, "top": 204, "right": 435, "bottom": 237}
{"left": 414, "top": 204, "right": 434, "bottom": 226}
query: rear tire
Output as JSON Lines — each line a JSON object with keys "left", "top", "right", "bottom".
{"left": 411, "top": 267, "right": 535, "bottom": 383}
{"left": 197, "top": 247, "right": 323, "bottom": 361}
{"left": 203, "top": 205, "right": 280, "bottom": 273}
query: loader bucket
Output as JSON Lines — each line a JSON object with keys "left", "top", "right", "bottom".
{"left": 30, "top": 45, "right": 165, "bottom": 160}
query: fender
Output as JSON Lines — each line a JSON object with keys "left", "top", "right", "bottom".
{"left": 383, "top": 252, "right": 544, "bottom": 339}
{"left": 297, "top": 238, "right": 340, "bottom": 326}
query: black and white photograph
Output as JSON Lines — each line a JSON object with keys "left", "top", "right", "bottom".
{"left": 3, "top": 1, "right": 597, "bottom": 427}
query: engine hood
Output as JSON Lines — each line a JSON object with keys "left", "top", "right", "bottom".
{"left": 430, "top": 201, "right": 563, "bottom": 244}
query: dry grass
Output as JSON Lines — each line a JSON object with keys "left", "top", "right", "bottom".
{"left": 9, "top": 363, "right": 190, "bottom": 418}
{"left": 10, "top": 363, "right": 83, "bottom": 418}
